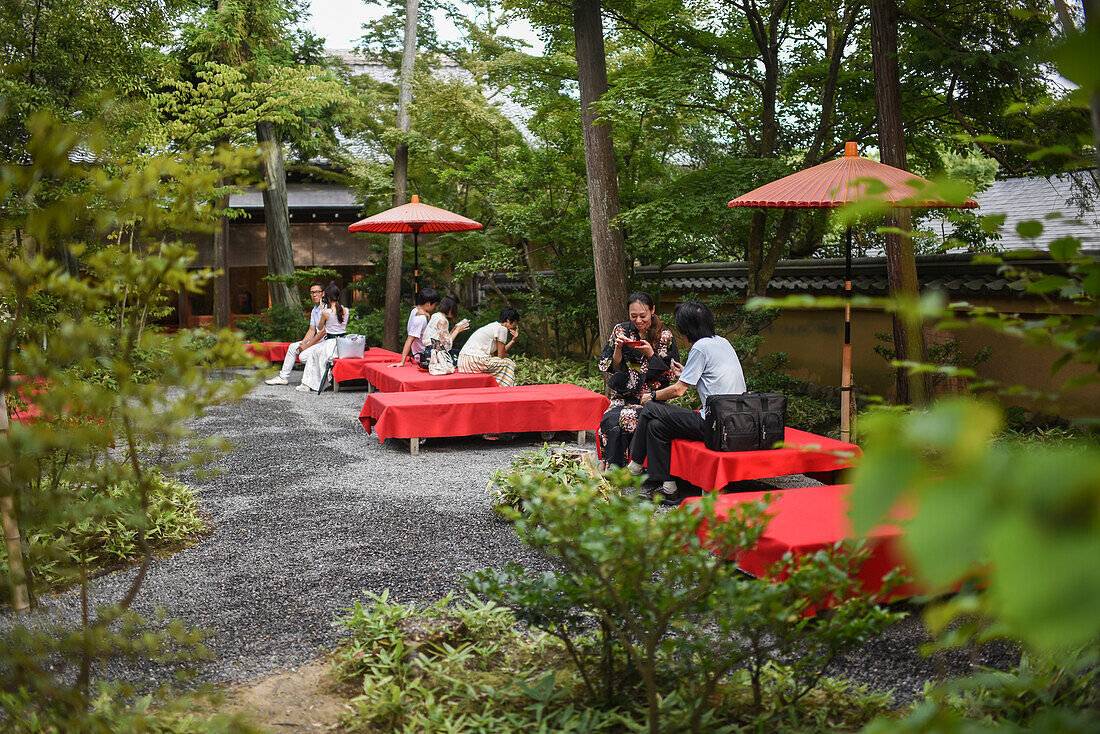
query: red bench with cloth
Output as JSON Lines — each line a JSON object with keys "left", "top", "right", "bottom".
{"left": 684, "top": 484, "right": 921, "bottom": 601}
{"left": 670, "top": 428, "right": 861, "bottom": 490}
{"left": 357, "top": 361, "right": 499, "bottom": 393}
{"left": 245, "top": 342, "right": 290, "bottom": 362}
{"left": 359, "top": 384, "right": 610, "bottom": 454}
{"left": 330, "top": 348, "right": 403, "bottom": 391}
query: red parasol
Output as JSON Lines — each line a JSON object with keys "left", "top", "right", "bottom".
{"left": 728, "top": 142, "right": 977, "bottom": 440}
{"left": 348, "top": 195, "right": 483, "bottom": 298}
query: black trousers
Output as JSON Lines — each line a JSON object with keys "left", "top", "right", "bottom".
{"left": 629, "top": 402, "right": 706, "bottom": 482}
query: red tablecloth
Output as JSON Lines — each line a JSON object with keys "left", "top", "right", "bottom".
{"left": 245, "top": 342, "right": 291, "bottom": 362}
{"left": 359, "top": 384, "right": 610, "bottom": 441}
{"left": 357, "top": 361, "right": 498, "bottom": 393}
{"left": 684, "top": 485, "right": 921, "bottom": 601}
{"left": 671, "top": 428, "right": 861, "bottom": 490}
{"left": 331, "top": 349, "right": 402, "bottom": 384}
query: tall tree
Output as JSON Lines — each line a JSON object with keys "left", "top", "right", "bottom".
{"left": 177, "top": 0, "right": 339, "bottom": 313}
{"left": 384, "top": 0, "right": 420, "bottom": 351}
{"left": 574, "top": 0, "right": 627, "bottom": 343}
{"left": 871, "top": 0, "right": 926, "bottom": 405}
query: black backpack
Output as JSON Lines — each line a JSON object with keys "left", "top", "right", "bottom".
{"left": 703, "top": 392, "right": 787, "bottom": 452}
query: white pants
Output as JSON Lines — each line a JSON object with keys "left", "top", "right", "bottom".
{"left": 299, "top": 340, "right": 338, "bottom": 391}
{"left": 277, "top": 341, "right": 304, "bottom": 379}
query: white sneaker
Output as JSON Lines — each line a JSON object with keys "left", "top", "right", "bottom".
{"left": 265, "top": 375, "right": 288, "bottom": 385}
{"left": 626, "top": 461, "right": 645, "bottom": 476}
{"left": 295, "top": 384, "right": 312, "bottom": 392}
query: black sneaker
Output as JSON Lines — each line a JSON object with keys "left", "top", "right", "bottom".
{"left": 638, "top": 479, "right": 663, "bottom": 500}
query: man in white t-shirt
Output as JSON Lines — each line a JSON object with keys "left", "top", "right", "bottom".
{"left": 265, "top": 282, "right": 326, "bottom": 386}
{"left": 393, "top": 287, "right": 440, "bottom": 367}
{"left": 457, "top": 307, "right": 520, "bottom": 386}
{"left": 628, "top": 301, "right": 746, "bottom": 500}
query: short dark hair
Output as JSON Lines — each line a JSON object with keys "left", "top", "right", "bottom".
{"left": 499, "top": 307, "right": 520, "bottom": 324}
{"left": 438, "top": 295, "right": 459, "bottom": 318}
{"left": 309, "top": 281, "right": 324, "bottom": 292}
{"left": 417, "top": 287, "right": 440, "bottom": 306}
{"left": 674, "top": 301, "right": 716, "bottom": 342}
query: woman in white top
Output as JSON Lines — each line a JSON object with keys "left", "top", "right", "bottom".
{"left": 423, "top": 295, "right": 470, "bottom": 373}
{"left": 457, "top": 307, "right": 520, "bottom": 387}
{"left": 297, "top": 283, "right": 348, "bottom": 392}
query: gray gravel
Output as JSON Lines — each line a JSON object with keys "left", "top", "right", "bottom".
{"left": 17, "top": 370, "right": 1015, "bottom": 703}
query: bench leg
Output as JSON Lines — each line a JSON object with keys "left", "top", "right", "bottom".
{"left": 410, "top": 437, "right": 419, "bottom": 456}
{"left": 333, "top": 380, "right": 339, "bottom": 393}
{"left": 577, "top": 430, "right": 586, "bottom": 445}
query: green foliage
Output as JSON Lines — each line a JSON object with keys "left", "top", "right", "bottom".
{"left": 236, "top": 304, "right": 310, "bottom": 343}
{"left": 514, "top": 357, "right": 604, "bottom": 394}
{"left": 1, "top": 112, "right": 255, "bottom": 725}
{"left": 468, "top": 474, "right": 901, "bottom": 734}
{"left": 0, "top": 473, "right": 204, "bottom": 594}
{"left": 487, "top": 443, "right": 612, "bottom": 517}
{"left": 331, "top": 590, "right": 622, "bottom": 733}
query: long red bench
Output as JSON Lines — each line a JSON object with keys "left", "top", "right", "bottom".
{"left": 245, "top": 342, "right": 291, "bottom": 362}
{"left": 356, "top": 361, "right": 498, "bottom": 393}
{"left": 670, "top": 428, "right": 861, "bottom": 490}
{"left": 330, "top": 349, "right": 402, "bottom": 391}
{"left": 359, "top": 384, "right": 610, "bottom": 455}
{"left": 683, "top": 485, "right": 921, "bottom": 601}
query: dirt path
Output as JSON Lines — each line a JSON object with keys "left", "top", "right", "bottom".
{"left": 220, "top": 660, "right": 349, "bottom": 733}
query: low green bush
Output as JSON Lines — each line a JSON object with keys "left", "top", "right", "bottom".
{"left": 514, "top": 356, "right": 605, "bottom": 393}
{"left": 1, "top": 473, "right": 206, "bottom": 594}
{"left": 236, "top": 304, "right": 310, "bottom": 343}
{"left": 466, "top": 471, "right": 902, "bottom": 734}
{"left": 487, "top": 443, "right": 614, "bottom": 517}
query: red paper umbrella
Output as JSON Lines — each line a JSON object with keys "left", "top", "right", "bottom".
{"left": 348, "top": 195, "right": 483, "bottom": 298}
{"left": 728, "top": 142, "right": 977, "bottom": 441}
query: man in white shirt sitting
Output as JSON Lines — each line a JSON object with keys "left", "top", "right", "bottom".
{"left": 457, "top": 307, "right": 520, "bottom": 386}
{"left": 628, "top": 301, "right": 747, "bottom": 500}
{"left": 265, "top": 282, "right": 326, "bottom": 386}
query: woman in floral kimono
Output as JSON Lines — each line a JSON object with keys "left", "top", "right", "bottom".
{"left": 597, "top": 292, "right": 679, "bottom": 468}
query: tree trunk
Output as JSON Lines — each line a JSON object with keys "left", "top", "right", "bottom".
{"left": 1086, "top": 0, "right": 1100, "bottom": 174}
{"left": 1, "top": 391, "right": 30, "bottom": 613}
{"left": 256, "top": 121, "right": 300, "bottom": 308}
{"left": 871, "top": 0, "right": 928, "bottom": 406}
{"left": 574, "top": 0, "right": 628, "bottom": 345}
{"left": 384, "top": 0, "right": 419, "bottom": 351}
{"left": 212, "top": 193, "right": 231, "bottom": 328}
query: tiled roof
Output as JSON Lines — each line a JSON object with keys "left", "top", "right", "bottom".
{"left": 326, "top": 49, "right": 534, "bottom": 145}
{"left": 635, "top": 252, "right": 1081, "bottom": 298}
{"left": 929, "top": 173, "right": 1098, "bottom": 251}
{"left": 229, "top": 183, "right": 360, "bottom": 209}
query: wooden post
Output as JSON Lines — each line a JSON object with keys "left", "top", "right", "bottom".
{"left": 1, "top": 390, "right": 31, "bottom": 613}
{"left": 577, "top": 430, "right": 586, "bottom": 446}
{"left": 410, "top": 437, "right": 419, "bottom": 456}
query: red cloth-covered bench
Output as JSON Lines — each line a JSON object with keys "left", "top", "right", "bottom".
{"left": 356, "top": 361, "right": 498, "bottom": 393}
{"left": 684, "top": 484, "right": 922, "bottom": 601}
{"left": 670, "top": 428, "right": 861, "bottom": 490}
{"left": 359, "top": 384, "right": 610, "bottom": 454}
{"left": 330, "top": 349, "right": 402, "bottom": 391}
{"left": 245, "top": 342, "right": 291, "bottom": 362}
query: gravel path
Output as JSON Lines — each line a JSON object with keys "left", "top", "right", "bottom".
{"left": 22, "top": 372, "right": 1014, "bottom": 702}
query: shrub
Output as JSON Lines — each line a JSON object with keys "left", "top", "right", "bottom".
{"left": 236, "top": 304, "right": 310, "bottom": 343}
{"left": 486, "top": 443, "right": 613, "bottom": 517}
{"left": 514, "top": 356, "right": 604, "bottom": 393}
{"left": 467, "top": 472, "right": 902, "bottom": 734}
{"left": 0, "top": 473, "right": 206, "bottom": 594}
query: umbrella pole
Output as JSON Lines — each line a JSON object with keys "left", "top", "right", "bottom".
{"left": 841, "top": 225, "right": 853, "bottom": 442}
{"left": 413, "top": 229, "right": 419, "bottom": 302}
